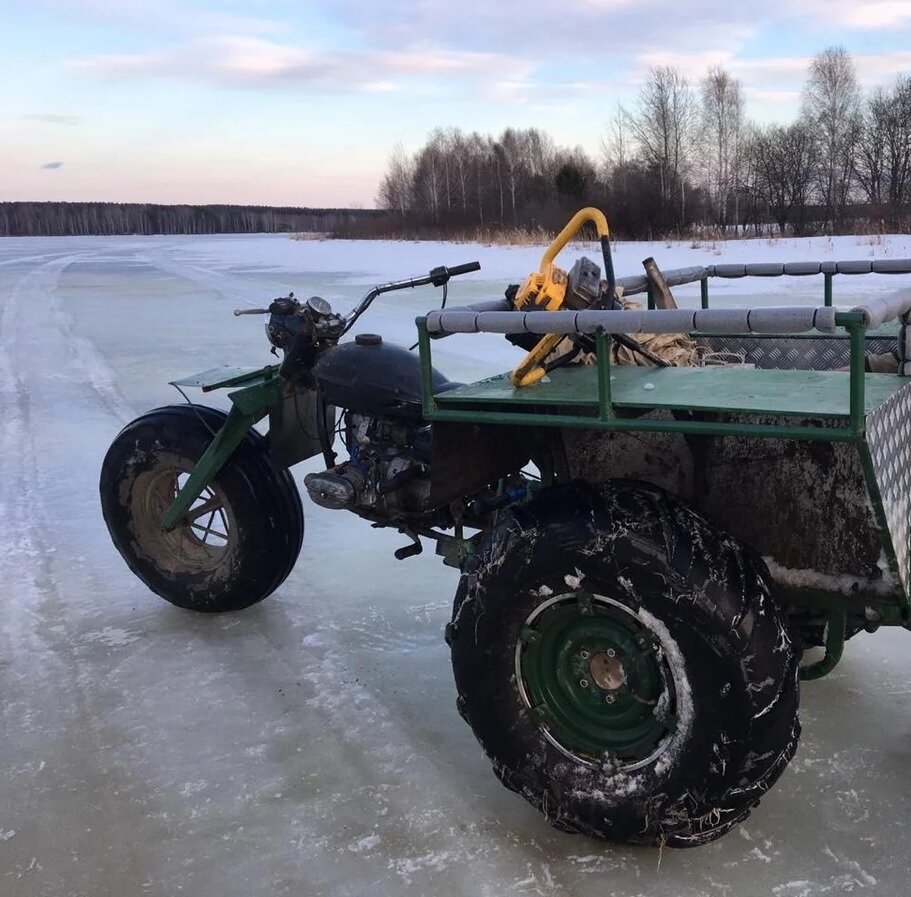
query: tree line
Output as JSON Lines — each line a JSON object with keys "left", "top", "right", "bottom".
{"left": 0, "top": 202, "right": 382, "bottom": 237}
{"left": 370, "top": 47, "right": 911, "bottom": 240}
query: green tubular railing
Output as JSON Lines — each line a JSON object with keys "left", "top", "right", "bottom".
{"left": 653, "top": 263, "right": 884, "bottom": 309}
{"left": 416, "top": 310, "right": 871, "bottom": 442}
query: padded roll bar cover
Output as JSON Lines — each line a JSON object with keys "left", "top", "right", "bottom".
{"left": 747, "top": 307, "right": 817, "bottom": 333}
{"left": 853, "top": 287, "right": 911, "bottom": 328}
{"left": 662, "top": 266, "right": 707, "bottom": 288}
{"left": 464, "top": 298, "right": 512, "bottom": 313}
{"left": 744, "top": 263, "right": 784, "bottom": 277}
{"left": 783, "top": 261, "right": 822, "bottom": 275}
{"left": 574, "top": 310, "right": 648, "bottom": 333}
{"left": 430, "top": 305, "right": 839, "bottom": 336}
{"left": 523, "top": 311, "right": 580, "bottom": 334}
{"left": 813, "top": 307, "right": 838, "bottom": 333}
{"left": 617, "top": 274, "right": 649, "bottom": 296}
{"left": 639, "top": 309, "right": 697, "bottom": 332}
{"left": 426, "top": 299, "right": 513, "bottom": 337}
{"left": 713, "top": 264, "right": 746, "bottom": 278}
{"left": 692, "top": 308, "right": 752, "bottom": 333}
{"left": 426, "top": 310, "right": 477, "bottom": 333}
{"left": 837, "top": 260, "right": 873, "bottom": 275}
{"left": 821, "top": 261, "right": 838, "bottom": 274}
{"left": 474, "top": 311, "right": 526, "bottom": 333}
{"left": 872, "top": 259, "right": 911, "bottom": 274}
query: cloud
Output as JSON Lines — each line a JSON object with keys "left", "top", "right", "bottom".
{"left": 23, "top": 113, "right": 81, "bottom": 126}
{"left": 793, "top": 0, "right": 911, "bottom": 29}
{"left": 68, "top": 35, "right": 534, "bottom": 93}
{"left": 41, "top": 162, "right": 64, "bottom": 169}
{"left": 60, "top": 1, "right": 911, "bottom": 121}
{"left": 38, "top": 0, "right": 285, "bottom": 37}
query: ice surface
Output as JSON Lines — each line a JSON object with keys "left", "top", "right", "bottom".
{"left": 2, "top": 233, "right": 911, "bottom": 895}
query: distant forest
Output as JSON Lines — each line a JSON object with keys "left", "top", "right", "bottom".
{"left": 365, "top": 46, "right": 911, "bottom": 241}
{"left": 9, "top": 46, "right": 911, "bottom": 243}
{"left": 0, "top": 202, "right": 382, "bottom": 238}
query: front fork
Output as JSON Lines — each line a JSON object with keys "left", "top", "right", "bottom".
{"left": 161, "top": 374, "right": 283, "bottom": 531}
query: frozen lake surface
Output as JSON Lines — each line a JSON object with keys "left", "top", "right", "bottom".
{"left": 2, "top": 232, "right": 911, "bottom": 895}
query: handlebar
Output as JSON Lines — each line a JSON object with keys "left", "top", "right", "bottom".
{"left": 342, "top": 260, "right": 481, "bottom": 333}
{"left": 448, "top": 261, "right": 482, "bottom": 276}
{"left": 234, "top": 262, "right": 481, "bottom": 332}
{"left": 430, "top": 261, "right": 481, "bottom": 285}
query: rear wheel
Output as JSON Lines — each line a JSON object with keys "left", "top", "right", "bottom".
{"left": 449, "top": 481, "right": 800, "bottom": 847}
{"left": 100, "top": 404, "right": 303, "bottom": 612}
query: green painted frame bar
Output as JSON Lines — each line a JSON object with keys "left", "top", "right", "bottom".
{"left": 801, "top": 606, "right": 847, "bottom": 680}
{"left": 596, "top": 327, "right": 612, "bottom": 420}
{"left": 838, "top": 311, "right": 867, "bottom": 435}
{"left": 689, "top": 269, "right": 841, "bottom": 310}
{"left": 418, "top": 319, "right": 436, "bottom": 421}
{"left": 416, "top": 311, "right": 871, "bottom": 442}
{"left": 160, "top": 374, "right": 283, "bottom": 531}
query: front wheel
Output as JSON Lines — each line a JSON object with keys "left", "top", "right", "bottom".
{"left": 100, "top": 404, "right": 304, "bottom": 612}
{"left": 449, "top": 482, "right": 800, "bottom": 847}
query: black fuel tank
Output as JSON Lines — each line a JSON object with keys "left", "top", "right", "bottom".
{"left": 314, "top": 334, "right": 458, "bottom": 420}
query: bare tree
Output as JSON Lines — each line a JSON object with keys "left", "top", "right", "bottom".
{"left": 628, "top": 66, "right": 698, "bottom": 227}
{"left": 854, "top": 87, "right": 890, "bottom": 212}
{"left": 750, "top": 122, "right": 819, "bottom": 235}
{"left": 377, "top": 143, "right": 413, "bottom": 217}
{"left": 700, "top": 66, "right": 745, "bottom": 228}
{"left": 601, "top": 102, "right": 632, "bottom": 204}
{"left": 856, "top": 76, "right": 911, "bottom": 226}
{"left": 802, "top": 46, "right": 861, "bottom": 230}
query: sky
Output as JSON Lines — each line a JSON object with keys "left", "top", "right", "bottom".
{"left": 3, "top": 0, "right": 911, "bottom": 208}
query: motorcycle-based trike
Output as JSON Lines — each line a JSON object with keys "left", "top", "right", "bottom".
{"left": 101, "top": 208, "right": 911, "bottom": 847}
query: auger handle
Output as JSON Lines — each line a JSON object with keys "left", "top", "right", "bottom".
{"left": 539, "top": 207, "right": 610, "bottom": 269}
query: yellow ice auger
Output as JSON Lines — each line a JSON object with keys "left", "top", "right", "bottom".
{"left": 510, "top": 207, "right": 615, "bottom": 387}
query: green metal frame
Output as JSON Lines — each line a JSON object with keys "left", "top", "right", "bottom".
{"left": 801, "top": 606, "right": 848, "bottom": 681}
{"left": 160, "top": 367, "right": 283, "bottom": 531}
{"left": 417, "top": 313, "right": 871, "bottom": 442}
{"left": 416, "top": 306, "right": 910, "bottom": 679}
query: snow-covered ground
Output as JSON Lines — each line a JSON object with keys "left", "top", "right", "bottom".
{"left": 2, "top": 232, "right": 911, "bottom": 896}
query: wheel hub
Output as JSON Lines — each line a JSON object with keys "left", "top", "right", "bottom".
{"left": 132, "top": 457, "right": 236, "bottom": 573}
{"left": 515, "top": 592, "right": 676, "bottom": 770}
{"left": 588, "top": 651, "right": 626, "bottom": 692}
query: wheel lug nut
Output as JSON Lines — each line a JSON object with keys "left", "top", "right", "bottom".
{"left": 580, "top": 650, "right": 590, "bottom": 660}
{"left": 605, "top": 694, "right": 616, "bottom": 704}
{"left": 579, "top": 679, "right": 589, "bottom": 688}
{"left": 606, "top": 648, "right": 616, "bottom": 657}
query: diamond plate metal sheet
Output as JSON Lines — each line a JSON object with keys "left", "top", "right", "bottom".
{"left": 698, "top": 336, "right": 897, "bottom": 370}
{"left": 867, "top": 383, "right": 911, "bottom": 590}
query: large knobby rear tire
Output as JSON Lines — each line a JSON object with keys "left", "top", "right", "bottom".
{"left": 449, "top": 482, "right": 800, "bottom": 847}
{"left": 100, "top": 404, "right": 303, "bottom": 612}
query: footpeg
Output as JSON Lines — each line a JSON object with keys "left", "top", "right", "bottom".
{"left": 394, "top": 534, "right": 423, "bottom": 560}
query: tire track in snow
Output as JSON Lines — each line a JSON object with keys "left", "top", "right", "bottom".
{"left": 0, "top": 251, "right": 166, "bottom": 894}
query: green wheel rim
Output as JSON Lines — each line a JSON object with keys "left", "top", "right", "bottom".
{"left": 515, "top": 592, "right": 677, "bottom": 769}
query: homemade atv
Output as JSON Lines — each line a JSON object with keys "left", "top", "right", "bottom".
{"left": 100, "top": 208, "right": 911, "bottom": 848}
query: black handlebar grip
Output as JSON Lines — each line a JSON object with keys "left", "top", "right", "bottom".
{"left": 448, "top": 261, "right": 481, "bottom": 276}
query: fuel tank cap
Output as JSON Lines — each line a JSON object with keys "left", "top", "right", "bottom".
{"left": 355, "top": 333, "right": 383, "bottom": 346}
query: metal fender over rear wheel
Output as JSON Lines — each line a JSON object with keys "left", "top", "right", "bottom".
{"left": 449, "top": 482, "right": 801, "bottom": 847}
{"left": 100, "top": 404, "right": 304, "bottom": 612}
